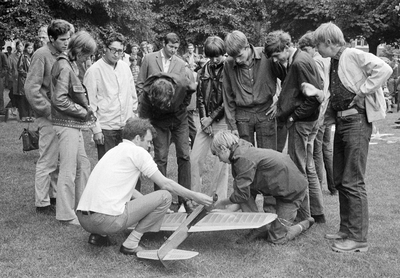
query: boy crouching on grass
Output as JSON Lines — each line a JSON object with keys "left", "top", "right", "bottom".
{"left": 211, "top": 131, "right": 315, "bottom": 244}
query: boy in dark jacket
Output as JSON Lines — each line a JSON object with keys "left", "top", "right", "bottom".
{"left": 211, "top": 131, "right": 314, "bottom": 244}
{"left": 264, "top": 30, "right": 326, "bottom": 224}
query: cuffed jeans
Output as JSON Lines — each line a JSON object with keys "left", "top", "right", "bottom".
{"left": 77, "top": 190, "right": 172, "bottom": 234}
{"left": 190, "top": 119, "right": 229, "bottom": 199}
{"left": 35, "top": 117, "right": 58, "bottom": 207}
{"left": 54, "top": 126, "right": 90, "bottom": 221}
{"left": 334, "top": 113, "right": 372, "bottom": 242}
{"left": 153, "top": 119, "right": 191, "bottom": 204}
{"left": 96, "top": 129, "right": 123, "bottom": 160}
{"left": 313, "top": 123, "right": 335, "bottom": 192}
{"left": 288, "top": 120, "right": 324, "bottom": 216}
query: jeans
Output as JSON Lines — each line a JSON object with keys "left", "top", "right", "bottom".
{"left": 190, "top": 118, "right": 229, "bottom": 199}
{"left": 240, "top": 189, "right": 309, "bottom": 244}
{"left": 187, "top": 109, "right": 197, "bottom": 148}
{"left": 153, "top": 119, "right": 191, "bottom": 204}
{"left": 96, "top": 129, "right": 123, "bottom": 160}
{"left": 334, "top": 113, "right": 372, "bottom": 242}
{"left": 236, "top": 108, "right": 285, "bottom": 150}
{"left": 288, "top": 120, "right": 324, "bottom": 216}
{"left": 35, "top": 117, "right": 58, "bottom": 207}
{"left": 313, "top": 123, "right": 335, "bottom": 192}
{"left": 77, "top": 190, "right": 172, "bottom": 234}
{"left": 54, "top": 126, "right": 91, "bottom": 221}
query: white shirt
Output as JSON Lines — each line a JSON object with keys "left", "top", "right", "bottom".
{"left": 77, "top": 140, "right": 158, "bottom": 215}
{"left": 84, "top": 59, "right": 138, "bottom": 134}
{"left": 160, "top": 50, "right": 172, "bottom": 73}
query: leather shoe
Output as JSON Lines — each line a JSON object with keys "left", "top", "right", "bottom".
{"left": 331, "top": 239, "right": 368, "bottom": 253}
{"left": 311, "top": 214, "right": 326, "bottom": 224}
{"left": 120, "top": 244, "right": 145, "bottom": 256}
{"left": 325, "top": 231, "right": 348, "bottom": 240}
{"left": 236, "top": 225, "right": 268, "bottom": 244}
{"left": 88, "top": 234, "right": 112, "bottom": 247}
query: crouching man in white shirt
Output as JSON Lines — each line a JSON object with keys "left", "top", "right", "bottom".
{"left": 77, "top": 117, "right": 213, "bottom": 255}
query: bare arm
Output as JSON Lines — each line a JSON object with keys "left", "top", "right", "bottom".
{"left": 149, "top": 171, "right": 213, "bottom": 206}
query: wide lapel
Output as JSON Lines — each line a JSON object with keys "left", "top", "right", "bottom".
{"left": 156, "top": 50, "right": 163, "bottom": 72}
{"left": 168, "top": 56, "right": 177, "bottom": 73}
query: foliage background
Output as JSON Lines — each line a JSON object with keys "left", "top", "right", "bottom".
{"left": 1, "top": 0, "right": 400, "bottom": 54}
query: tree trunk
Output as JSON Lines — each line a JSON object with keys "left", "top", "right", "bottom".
{"left": 367, "top": 37, "right": 380, "bottom": 55}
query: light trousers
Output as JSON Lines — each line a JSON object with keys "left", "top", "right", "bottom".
{"left": 54, "top": 126, "right": 90, "bottom": 221}
{"left": 190, "top": 119, "right": 229, "bottom": 199}
{"left": 35, "top": 117, "right": 58, "bottom": 207}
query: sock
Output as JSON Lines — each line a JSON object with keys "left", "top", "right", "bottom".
{"left": 123, "top": 230, "right": 143, "bottom": 249}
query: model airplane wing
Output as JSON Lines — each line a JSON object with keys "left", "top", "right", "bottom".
{"left": 159, "top": 211, "right": 277, "bottom": 232}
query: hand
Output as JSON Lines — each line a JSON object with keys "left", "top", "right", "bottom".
{"left": 93, "top": 132, "right": 104, "bottom": 145}
{"left": 202, "top": 125, "right": 213, "bottom": 135}
{"left": 232, "top": 130, "right": 239, "bottom": 137}
{"left": 85, "top": 108, "right": 96, "bottom": 122}
{"left": 301, "top": 82, "right": 324, "bottom": 103}
{"left": 349, "top": 94, "right": 362, "bottom": 108}
{"left": 200, "top": 117, "right": 213, "bottom": 128}
{"left": 265, "top": 103, "right": 277, "bottom": 120}
{"left": 192, "top": 192, "right": 213, "bottom": 206}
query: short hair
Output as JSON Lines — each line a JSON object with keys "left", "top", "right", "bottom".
{"left": 149, "top": 78, "right": 175, "bottom": 111}
{"left": 211, "top": 131, "right": 239, "bottom": 155}
{"left": 68, "top": 31, "right": 97, "bottom": 61}
{"left": 140, "top": 41, "right": 148, "bottom": 47}
{"left": 48, "top": 19, "right": 72, "bottom": 41}
{"left": 122, "top": 117, "right": 156, "bottom": 141}
{"left": 224, "top": 30, "right": 248, "bottom": 57}
{"left": 104, "top": 32, "right": 126, "bottom": 48}
{"left": 187, "top": 43, "right": 194, "bottom": 48}
{"left": 204, "top": 36, "right": 225, "bottom": 58}
{"left": 298, "top": 32, "right": 316, "bottom": 49}
{"left": 163, "top": 33, "right": 180, "bottom": 45}
{"left": 313, "top": 22, "right": 346, "bottom": 47}
{"left": 38, "top": 26, "right": 48, "bottom": 36}
{"left": 132, "top": 43, "right": 139, "bottom": 49}
{"left": 24, "top": 42, "right": 34, "bottom": 51}
{"left": 264, "top": 30, "right": 292, "bottom": 58}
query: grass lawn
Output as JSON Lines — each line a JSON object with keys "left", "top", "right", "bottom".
{"left": 1, "top": 100, "right": 400, "bottom": 277}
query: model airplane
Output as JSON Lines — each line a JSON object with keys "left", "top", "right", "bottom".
{"left": 135, "top": 200, "right": 277, "bottom": 267}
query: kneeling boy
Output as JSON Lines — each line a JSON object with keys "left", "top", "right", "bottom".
{"left": 211, "top": 131, "right": 314, "bottom": 244}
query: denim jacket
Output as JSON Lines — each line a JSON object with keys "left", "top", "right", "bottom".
{"left": 51, "top": 54, "right": 95, "bottom": 129}
{"left": 338, "top": 48, "right": 392, "bottom": 122}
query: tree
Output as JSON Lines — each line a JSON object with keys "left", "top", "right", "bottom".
{"left": 331, "top": 0, "right": 400, "bottom": 55}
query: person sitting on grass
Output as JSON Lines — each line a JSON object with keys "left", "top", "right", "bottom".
{"left": 76, "top": 117, "right": 213, "bottom": 255}
{"left": 211, "top": 131, "right": 315, "bottom": 245}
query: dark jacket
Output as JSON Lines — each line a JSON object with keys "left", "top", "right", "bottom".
{"left": 277, "top": 49, "right": 323, "bottom": 122}
{"left": 229, "top": 139, "right": 308, "bottom": 204}
{"left": 197, "top": 60, "right": 224, "bottom": 123}
{"left": 138, "top": 72, "right": 195, "bottom": 125}
{"left": 50, "top": 54, "right": 95, "bottom": 129}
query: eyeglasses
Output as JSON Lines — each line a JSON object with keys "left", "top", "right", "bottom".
{"left": 107, "top": 47, "right": 124, "bottom": 55}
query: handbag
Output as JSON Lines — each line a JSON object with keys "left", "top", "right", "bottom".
{"left": 19, "top": 124, "right": 39, "bottom": 152}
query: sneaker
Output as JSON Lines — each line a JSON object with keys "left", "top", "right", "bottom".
{"left": 331, "top": 239, "right": 368, "bottom": 253}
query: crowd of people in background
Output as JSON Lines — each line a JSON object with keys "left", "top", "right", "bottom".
{"left": 0, "top": 19, "right": 394, "bottom": 255}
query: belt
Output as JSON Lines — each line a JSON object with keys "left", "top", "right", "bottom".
{"left": 337, "top": 108, "right": 358, "bottom": 118}
{"left": 78, "top": 210, "right": 96, "bottom": 215}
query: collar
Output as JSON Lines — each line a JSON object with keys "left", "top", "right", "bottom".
{"left": 47, "top": 42, "right": 62, "bottom": 56}
{"left": 332, "top": 46, "right": 347, "bottom": 61}
{"left": 161, "top": 49, "right": 172, "bottom": 61}
{"left": 288, "top": 47, "right": 297, "bottom": 66}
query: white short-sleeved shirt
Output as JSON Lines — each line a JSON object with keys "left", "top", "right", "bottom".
{"left": 77, "top": 139, "right": 158, "bottom": 215}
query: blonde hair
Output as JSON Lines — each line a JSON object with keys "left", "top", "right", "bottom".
{"left": 211, "top": 131, "right": 239, "bottom": 155}
{"left": 68, "top": 31, "right": 97, "bottom": 61}
{"left": 224, "top": 30, "right": 248, "bottom": 57}
{"left": 313, "top": 22, "right": 346, "bottom": 47}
